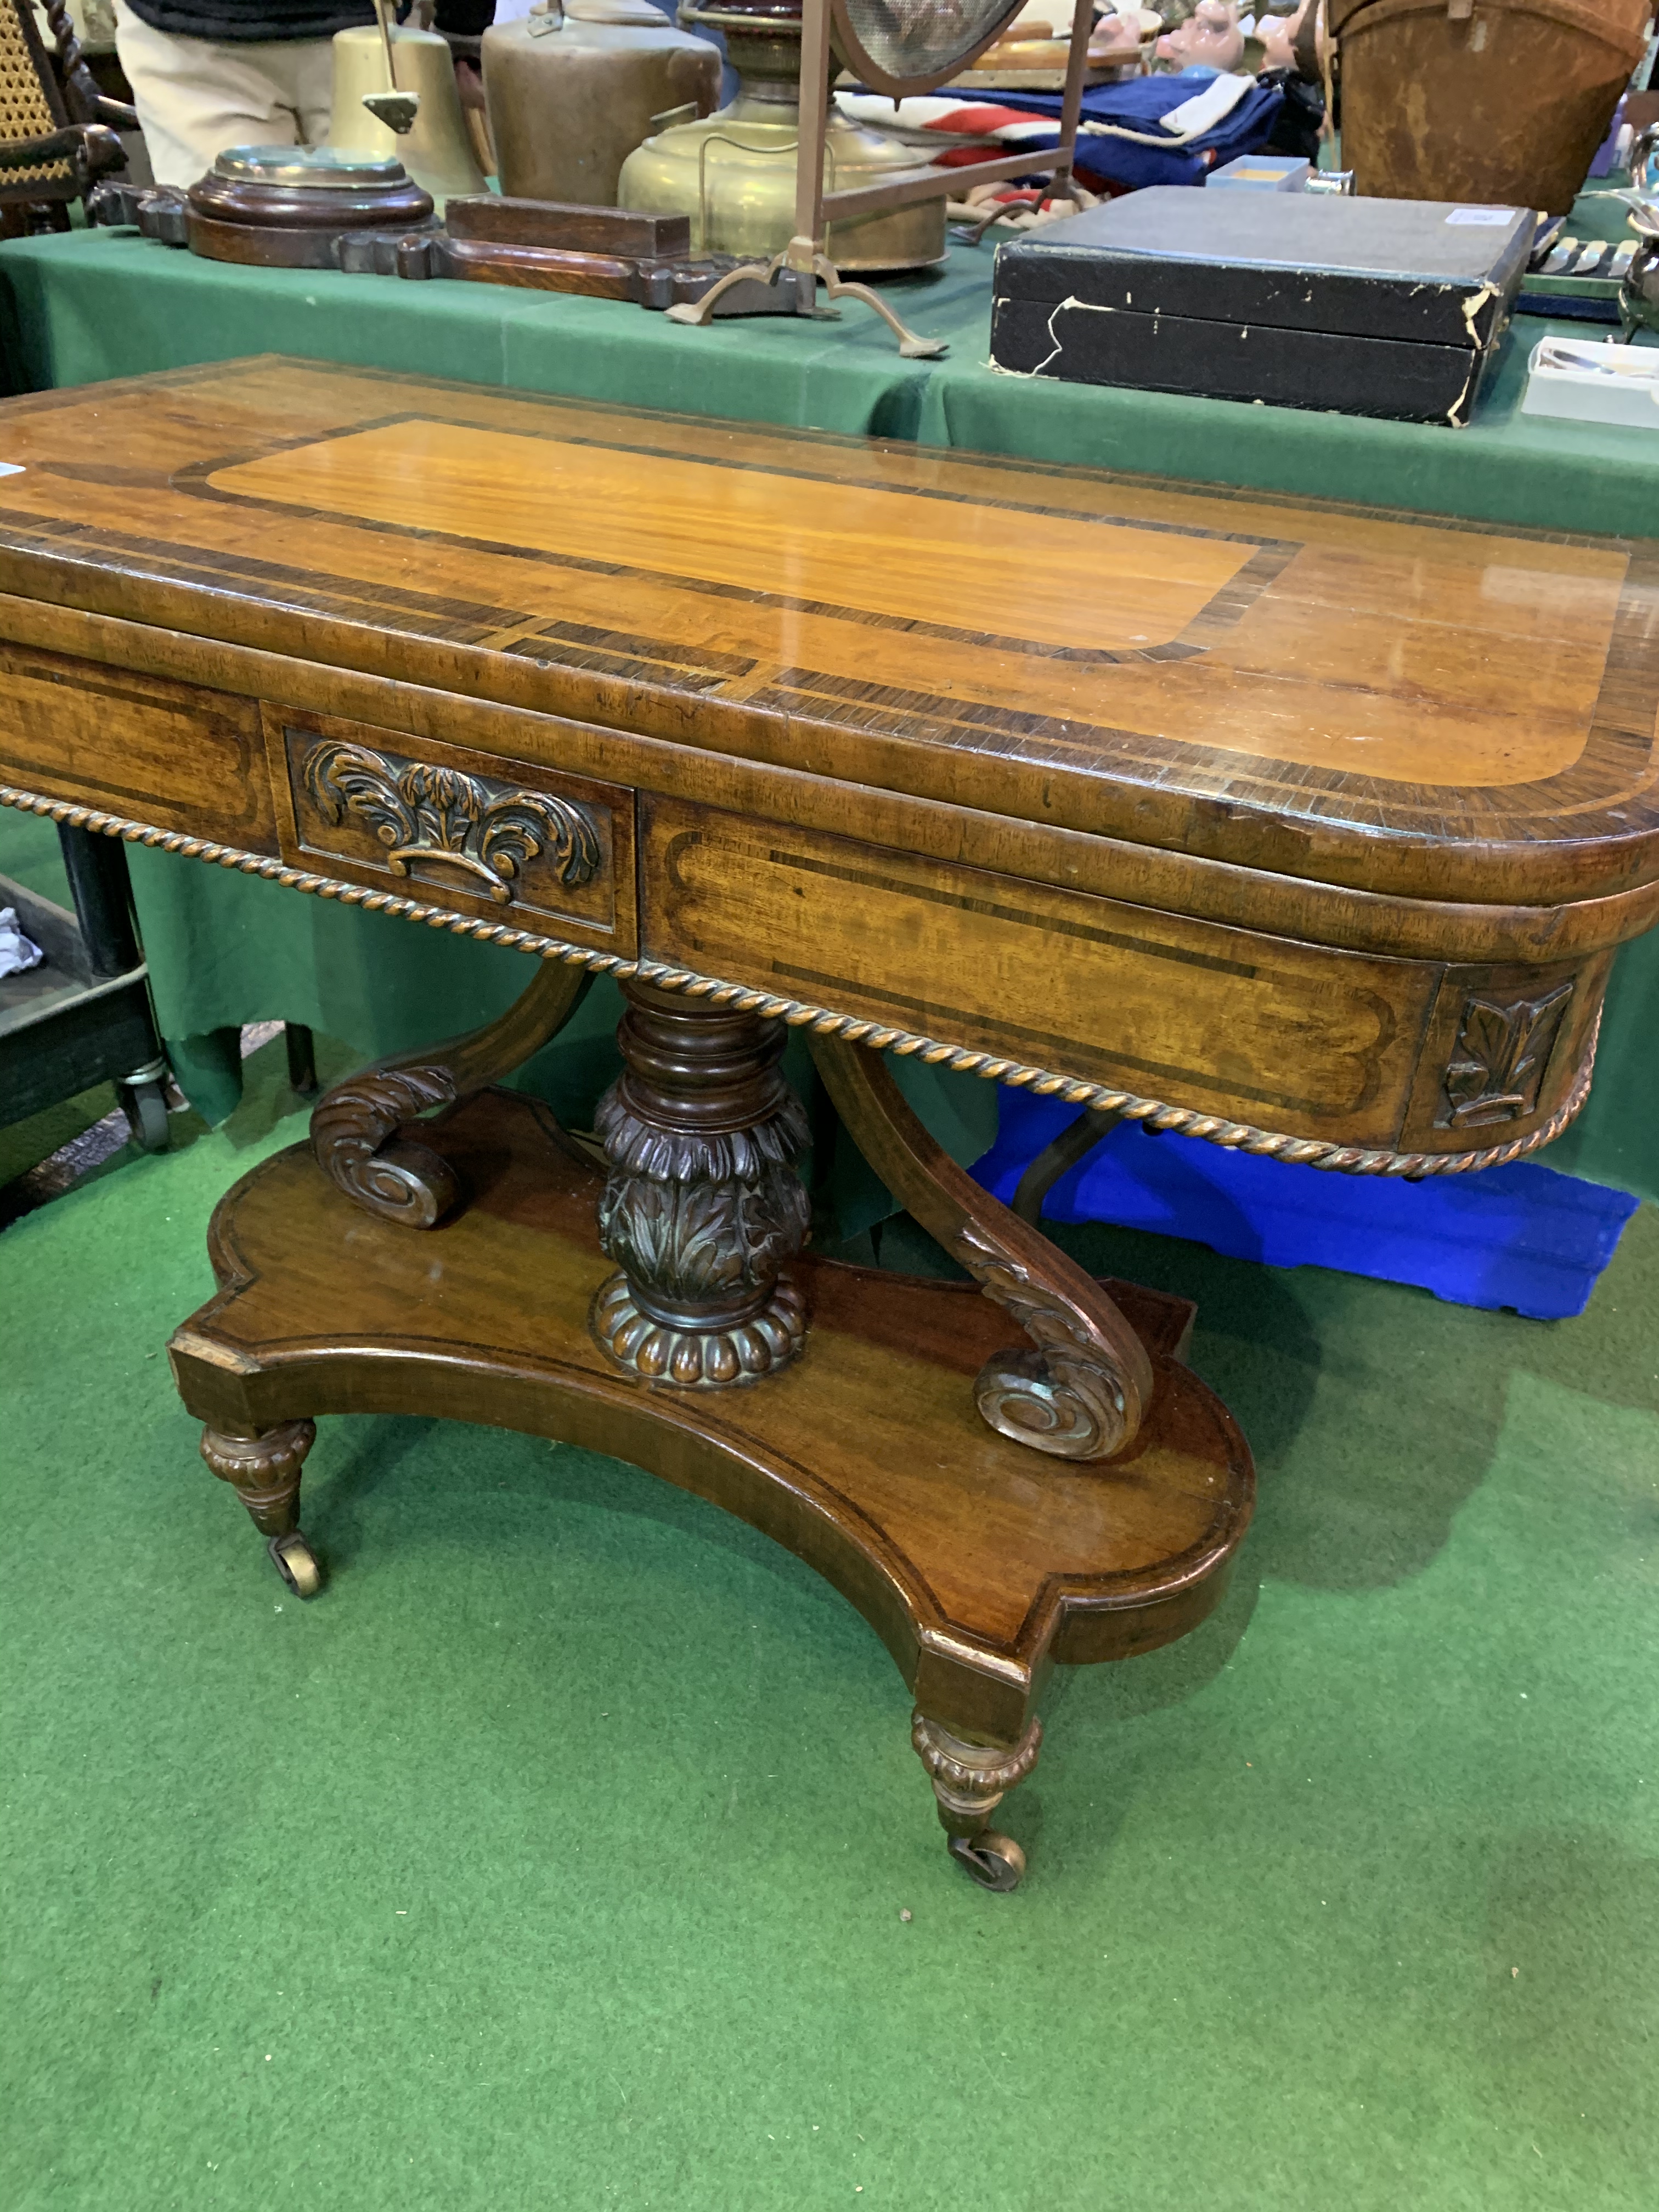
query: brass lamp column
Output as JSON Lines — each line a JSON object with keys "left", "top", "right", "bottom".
{"left": 618, "top": 0, "right": 945, "bottom": 270}
{"left": 661, "top": 0, "right": 1094, "bottom": 351}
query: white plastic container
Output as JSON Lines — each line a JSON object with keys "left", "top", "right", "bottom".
{"left": 1520, "top": 335, "right": 1659, "bottom": 431}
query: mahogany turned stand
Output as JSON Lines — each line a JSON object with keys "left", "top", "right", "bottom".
{"left": 2, "top": 362, "right": 1656, "bottom": 1889}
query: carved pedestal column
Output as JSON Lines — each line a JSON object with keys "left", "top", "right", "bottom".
{"left": 589, "top": 983, "right": 811, "bottom": 1386}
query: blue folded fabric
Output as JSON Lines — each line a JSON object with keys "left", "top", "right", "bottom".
{"left": 973, "top": 1090, "right": 1639, "bottom": 1321}
{"left": 987, "top": 69, "right": 1286, "bottom": 190}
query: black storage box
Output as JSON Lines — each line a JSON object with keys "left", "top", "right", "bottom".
{"left": 990, "top": 188, "right": 1534, "bottom": 426}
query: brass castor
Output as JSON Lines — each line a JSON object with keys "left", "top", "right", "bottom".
{"left": 268, "top": 1531, "right": 322, "bottom": 1599}
{"left": 948, "top": 1831, "right": 1027, "bottom": 1893}
{"left": 913, "top": 1711, "right": 1041, "bottom": 1892}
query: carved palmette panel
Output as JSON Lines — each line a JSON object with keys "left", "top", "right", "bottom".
{"left": 1437, "top": 982, "right": 1574, "bottom": 1130}
{"left": 1395, "top": 952, "right": 1606, "bottom": 1158}
{"left": 264, "top": 704, "right": 635, "bottom": 947}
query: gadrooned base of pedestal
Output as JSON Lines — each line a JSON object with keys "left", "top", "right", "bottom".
{"left": 587, "top": 1266, "right": 808, "bottom": 1385}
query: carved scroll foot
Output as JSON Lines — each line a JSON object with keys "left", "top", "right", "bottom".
{"left": 589, "top": 983, "right": 811, "bottom": 1388}
{"left": 810, "top": 1037, "right": 1153, "bottom": 1462}
{"left": 912, "top": 1710, "right": 1042, "bottom": 1892}
{"left": 310, "top": 956, "right": 590, "bottom": 1227}
{"left": 200, "top": 1419, "right": 323, "bottom": 1597}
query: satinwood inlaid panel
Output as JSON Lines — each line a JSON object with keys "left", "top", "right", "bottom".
{"left": 0, "top": 639, "right": 274, "bottom": 851}
{"left": 0, "top": 357, "right": 1654, "bottom": 905}
{"left": 642, "top": 793, "right": 1453, "bottom": 1148}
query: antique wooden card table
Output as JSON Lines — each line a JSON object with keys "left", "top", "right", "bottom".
{"left": 2, "top": 359, "right": 1656, "bottom": 1889}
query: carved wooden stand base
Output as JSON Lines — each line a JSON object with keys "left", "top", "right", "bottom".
{"left": 170, "top": 1086, "right": 1254, "bottom": 1892}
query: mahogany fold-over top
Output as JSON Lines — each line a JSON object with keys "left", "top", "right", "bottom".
{"left": 1, "top": 356, "right": 1656, "bottom": 1170}
{"left": 0, "top": 356, "right": 1654, "bottom": 906}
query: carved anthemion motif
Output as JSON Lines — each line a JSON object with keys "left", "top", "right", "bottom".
{"left": 590, "top": 984, "right": 811, "bottom": 1386}
{"left": 302, "top": 738, "right": 602, "bottom": 904}
{"left": 1440, "top": 982, "right": 1573, "bottom": 1129}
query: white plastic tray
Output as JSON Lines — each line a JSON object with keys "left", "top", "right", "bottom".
{"left": 1521, "top": 335, "right": 1659, "bottom": 431}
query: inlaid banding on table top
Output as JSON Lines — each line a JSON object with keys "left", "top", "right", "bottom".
{"left": 9, "top": 489, "right": 1649, "bottom": 834}
{"left": 2, "top": 359, "right": 1658, "bottom": 899}
{"left": 0, "top": 781, "right": 1599, "bottom": 1182}
{"left": 0, "top": 506, "right": 534, "bottom": 645}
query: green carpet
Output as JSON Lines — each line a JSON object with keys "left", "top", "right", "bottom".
{"left": 2, "top": 1052, "right": 1657, "bottom": 2212}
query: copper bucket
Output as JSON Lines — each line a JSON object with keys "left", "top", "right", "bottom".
{"left": 1332, "top": 0, "right": 1654, "bottom": 215}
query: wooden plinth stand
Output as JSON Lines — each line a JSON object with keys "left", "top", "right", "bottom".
{"left": 171, "top": 969, "right": 1254, "bottom": 1891}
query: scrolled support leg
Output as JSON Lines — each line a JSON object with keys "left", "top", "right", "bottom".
{"left": 589, "top": 982, "right": 811, "bottom": 1387}
{"left": 912, "top": 1710, "right": 1042, "bottom": 1892}
{"left": 200, "top": 1419, "right": 323, "bottom": 1598}
{"left": 810, "top": 1036, "right": 1153, "bottom": 1461}
{"left": 310, "top": 956, "right": 590, "bottom": 1227}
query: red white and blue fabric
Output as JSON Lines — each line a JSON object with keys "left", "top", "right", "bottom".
{"left": 835, "top": 69, "right": 1285, "bottom": 193}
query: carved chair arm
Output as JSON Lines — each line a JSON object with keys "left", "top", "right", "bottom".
{"left": 0, "top": 128, "right": 72, "bottom": 172}
{"left": 0, "top": 121, "right": 124, "bottom": 184}
{"left": 42, "top": 0, "right": 132, "bottom": 134}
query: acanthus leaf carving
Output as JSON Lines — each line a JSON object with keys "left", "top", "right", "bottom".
{"left": 302, "top": 739, "right": 602, "bottom": 905}
{"left": 589, "top": 986, "right": 812, "bottom": 1389}
{"left": 952, "top": 1218, "right": 1152, "bottom": 1462}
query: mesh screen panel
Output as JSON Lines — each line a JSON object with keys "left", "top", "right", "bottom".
{"left": 838, "top": 0, "right": 1025, "bottom": 87}
{"left": 0, "top": 3, "right": 72, "bottom": 186}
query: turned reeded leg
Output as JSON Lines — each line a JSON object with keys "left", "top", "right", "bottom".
{"left": 589, "top": 982, "right": 811, "bottom": 1386}
{"left": 309, "top": 957, "right": 591, "bottom": 1227}
{"left": 811, "top": 1036, "right": 1153, "bottom": 1461}
{"left": 199, "top": 1420, "right": 321, "bottom": 1598}
{"left": 912, "top": 1711, "right": 1043, "bottom": 1893}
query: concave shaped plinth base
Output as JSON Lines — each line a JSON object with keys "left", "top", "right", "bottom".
{"left": 171, "top": 1090, "right": 1254, "bottom": 1749}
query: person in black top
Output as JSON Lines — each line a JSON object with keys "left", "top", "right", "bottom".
{"left": 114, "top": 0, "right": 379, "bottom": 185}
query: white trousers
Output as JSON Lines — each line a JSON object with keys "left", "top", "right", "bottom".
{"left": 112, "top": 4, "right": 335, "bottom": 189}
